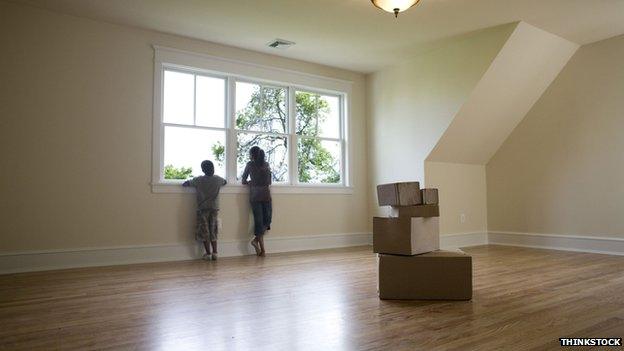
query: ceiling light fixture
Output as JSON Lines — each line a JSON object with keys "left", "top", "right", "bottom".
{"left": 371, "top": 0, "right": 420, "bottom": 18}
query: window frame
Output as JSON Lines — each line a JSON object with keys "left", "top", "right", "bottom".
{"left": 152, "top": 45, "right": 353, "bottom": 194}
{"left": 293, "top": 88, "right": 346, "bottom": 185}
{"left": 161, "top": 67, "right": 229, "bottom": 180}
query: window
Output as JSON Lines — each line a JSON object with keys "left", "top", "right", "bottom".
{"left": 162, "top": 70, "right": 227, "bottom": 179}
{"left": 235, "top": 82, "right": 289, "bottom": 183}
{"left": 152, "top": 46, "right": 351, "bottom": 193}
{"left": 295, "top": 91, "right": 342, "bottom": 184}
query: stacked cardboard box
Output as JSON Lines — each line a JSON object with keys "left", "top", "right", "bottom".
{"left": 374, "top": 182, "right": 472, "bottom": 300}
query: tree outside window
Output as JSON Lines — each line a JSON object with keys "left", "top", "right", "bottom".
{"left": 211, "top": 84, "right": 341, "bottom": 184}
{"left": 161, "top": 69, "right": 344, "bottom": 185}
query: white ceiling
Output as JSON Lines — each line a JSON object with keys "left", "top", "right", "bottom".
{"left": 15, "top": 0, "right": 624, "bottom": 73}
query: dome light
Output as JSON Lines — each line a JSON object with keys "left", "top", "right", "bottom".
{"left": 371, "top": 0, "right": 421, "bottom": 18}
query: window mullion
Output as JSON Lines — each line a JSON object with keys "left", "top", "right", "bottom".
{"left": 193, "top": 75, "right": 197, "bottom": 126}
{"left": 288, "top": 87, "right": 297, "bottom": 186}
{"left": 338, "top": 95, "right": 346, "bottom": 186}
{"left": 298, "top": 135, "right": 341, "bottom": 143}
{"left": 236, "top": 129, "right": 289, "bottom": 137}
{"left": 226, "top": 77, "right": 237, "bottom": 183}
{"left": 162, "top": 122, "right": 226, "bottom": 133}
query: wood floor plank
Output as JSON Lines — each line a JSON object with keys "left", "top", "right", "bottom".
{"left": 1, "top": 245, "right": 623, "bottom": 350}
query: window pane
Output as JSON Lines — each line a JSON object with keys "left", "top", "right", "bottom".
{"left": 296, "top": 91, "right": 340, "bottom": 139}
{"left": 163, "top": 126, "right": 226, "bottom": 179}
{"left": 196, "top": 75, "right": 225, "bottom": 128}
{"left": 163, "top": 70, "right": 194, "bottom": 125}
{"left": 236, "top": 82, "right": 287, "bottom": 133}
{"left": 237, "top": 132, "right": 288, "bottom": 183}
{"left": 297, "top": 138, "right": 341, "bottom": 184}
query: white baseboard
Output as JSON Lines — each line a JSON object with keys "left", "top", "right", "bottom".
{"left": 488, "top": 231, "right": 624, "bottom": 256}
{"left": 5, "top": 230, "right": 623, "bottom": 274}
{"left": 440, "top": 232, "right": 488, "bottom": 249}
{"left": 0, "top": 232, "right": 372, "bottom": 274}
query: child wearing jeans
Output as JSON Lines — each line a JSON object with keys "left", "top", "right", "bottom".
{"left": 241, "top": 146, "right": 272, "bottom": 256}
{"left": 183, "top": 160, "right": 226, "bottom": 261}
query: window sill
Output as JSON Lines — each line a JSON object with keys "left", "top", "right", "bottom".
{"left": 151, "top": 182, "right": 354, "bottom": 195}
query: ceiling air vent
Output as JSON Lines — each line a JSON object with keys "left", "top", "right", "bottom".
{"left": 267, "top": 39, "right": 295, "bottom": 49}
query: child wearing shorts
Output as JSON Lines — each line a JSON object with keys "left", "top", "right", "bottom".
{"left": 183, "top": 160, "right": 226, "bottom": 260}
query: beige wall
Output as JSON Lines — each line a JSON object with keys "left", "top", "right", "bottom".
{"left": 366, "top": 24, "right": 514, "bottom": 226}
{"left": 0, "top": 2, "right": 368, "bottom": 252}
{"left": 424, "top": 162, "right": 488, "bottom": 235}
{"left": 487, "top": 34, "right": 624, "bottom": 238}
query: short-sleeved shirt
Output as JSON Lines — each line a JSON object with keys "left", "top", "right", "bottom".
{"left": 241, "top": 161, "right": 272, "bottom": 202}
{"left": 187, "top": 175, "right": 227, "bottom": 210}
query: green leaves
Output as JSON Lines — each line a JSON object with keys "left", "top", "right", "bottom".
{"left": 212, "top": 142, "right": 225, "bottom": 163}
{"left": 297, "top": 138, "right": 340, "bottom": 183}
{"left": 212, "top": 85, "right": 340, "bottom": 183}
{"left": 164, "top": 164, "right": 193, "bottom": 180}
{"left": 235, "top": 85, "right": 286, "bottom": 134}
{"left": 295, "top": 91, "right": 330, "bottom": 136}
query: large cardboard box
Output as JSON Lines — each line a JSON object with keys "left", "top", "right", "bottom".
{"left": 389, "top": 204, "right": 439, "bottom": 218}
{"left": 377, "top": 182, "right": 422, "bottom": 206}
{"left": 378, "top": 250, "right": 472, "bottom": 300}
{"left": 420, "top": 188, "right": 439, "bottom": 205}
{"left": 373, "top": 217, "right": 439, "bottom": 255}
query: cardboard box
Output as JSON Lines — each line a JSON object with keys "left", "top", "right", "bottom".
{"left": 377, "top": 182, "right": 422, "bottom": 206}
{"left": 421, "top": 188, "right": 439, "bottom": 205}
{"left": 389, "top": 204, "right": 439, "bottom": 218}
{"left": 373, "top": 216, "right": 439, "bottom": 255}
{"left": 378, "top": 250, "right": 472, "bottom": 300}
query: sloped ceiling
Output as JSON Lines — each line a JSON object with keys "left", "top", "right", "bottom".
{"left": 427, "top": 22, "right": 579, "bottom": 164}
{"left": 11, "top": 0, "right": 624, "bottom": 72}
{"left": 367, "top": 23, "right": 515, "bottom": 189}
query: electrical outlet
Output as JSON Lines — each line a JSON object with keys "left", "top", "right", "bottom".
{"left": 460, "top": 213, "right": 466, "bottom": 223}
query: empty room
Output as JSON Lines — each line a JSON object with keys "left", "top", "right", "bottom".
{"left": 2, "top": 0, "right": 624, "bottom": 349}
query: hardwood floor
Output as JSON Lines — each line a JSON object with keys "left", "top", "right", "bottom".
{"left": 1, "top": 245, "right": 623, "bottom": 350}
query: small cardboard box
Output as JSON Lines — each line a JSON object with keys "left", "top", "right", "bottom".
{"left": 420, "top": 188, "right": 439, "bottom": 205}
{"left": 373, "top": 216, "right": 439, "bottom": 255}
{"left": 378, "top": 250, "right": 472, "bottom": 300}
{"left": 377, "top": 182, "right": 422, "bottom": 206}
{"left": 389, "top": 204, "right": 439, "bottom": 218}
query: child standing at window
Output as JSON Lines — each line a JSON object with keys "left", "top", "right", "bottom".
{"left": 183, "top": 160, "right": 227, "bottom": 260}
{"left": 241, "top": 146, "right": 272, "bottom": 257}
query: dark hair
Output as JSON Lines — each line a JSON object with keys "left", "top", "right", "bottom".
{"left": 249, "top": 146, "right": 265, "bottom": 166}
{"left": 200, "top": 160, "right": 214, "bottom": 176}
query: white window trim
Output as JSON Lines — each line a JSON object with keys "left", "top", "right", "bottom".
{"left": 151, "top": 45, "right": 354, "bottom": 194}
